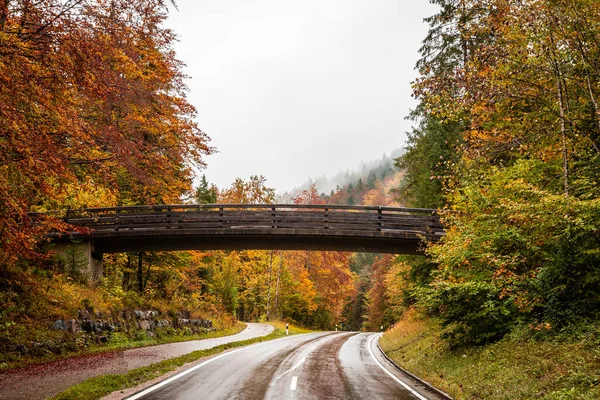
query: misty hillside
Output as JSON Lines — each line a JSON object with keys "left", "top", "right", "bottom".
{"left": 279, "top": 149, "right": 404, "bottom": 202}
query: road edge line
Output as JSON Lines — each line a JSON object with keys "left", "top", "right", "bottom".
{"left": 375, "top": 335, "right": 453, "bottom": 400}
{"left": 367, "top": 334, "right": 428, "bottom": 400}
{"left": 126, "top": 346, "right": 247, "bottom": 400}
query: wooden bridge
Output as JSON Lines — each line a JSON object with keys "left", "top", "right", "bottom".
{"left": 52, "top": 204, "right": 443, "bottom": 280}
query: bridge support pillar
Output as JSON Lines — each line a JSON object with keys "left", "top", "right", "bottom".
{"left": 55, "top": 241, "right": 103, "bottom": 283}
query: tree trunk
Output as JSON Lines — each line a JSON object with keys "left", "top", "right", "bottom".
{"left": 0, "top": 0, "right": 9, "bottom": 31}
{"left": 265, "top": 250, "right": 273, "bottom": 321}
{"left": 585, "top": 75, "right": 600, "bottom": 154}
{"left": 549, "top": 32, "right": 570, "bottom": 196}
{"left": 143, "top": 258, "right": 151, "bottom": 290}
{"left": 555, "top": 73, "right": 569, "bottom": 196}
{"left": 137, "top": 252, "right": 143, "bottom": 292}
{"left": 123, "top": 254, "right": 131, "bottom": 290}
{"left": 274, "top": 259, "right": 282, "bottom": 319}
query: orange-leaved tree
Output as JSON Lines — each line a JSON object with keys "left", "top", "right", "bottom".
{"left": 0, "top": 0, "right": 212, "bottom": 269}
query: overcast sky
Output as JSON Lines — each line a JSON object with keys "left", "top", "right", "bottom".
{"left": 165, "top": 0, "right": 438, "bottom": 193}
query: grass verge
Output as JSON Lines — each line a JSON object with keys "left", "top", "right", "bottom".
{"left": 89, "top": 321, "right": 248, "bottom": 353}
{"left": 379, "top": 310, "right": 600, "bottom": 399}
{"left": 52, "top": 322, "right": 313, "bottom": 400}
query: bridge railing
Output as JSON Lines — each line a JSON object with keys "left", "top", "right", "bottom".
{"left": 60, "top": 204, "right": 442, "bottom": 236}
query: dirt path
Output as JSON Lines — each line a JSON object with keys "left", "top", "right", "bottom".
{"left": 0, "top": 323, "right": 274, "bottom": 400}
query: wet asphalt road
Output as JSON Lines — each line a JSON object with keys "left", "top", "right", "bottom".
{"left": 126, "top": 332, "right": 438, "bottom": 400}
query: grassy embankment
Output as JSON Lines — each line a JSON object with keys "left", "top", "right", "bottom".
{"left": 380, "top": 310, "right": 600, "bottom": 399}
{"left": 0, "top": 262, "right": 247, "bottom": 371}
{"left": 52, "top": 321, "right": 313, "bottom": 400}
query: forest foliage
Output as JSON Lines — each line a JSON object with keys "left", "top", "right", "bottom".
{"left": 0, "top": 0, "right": 212, "bottom": 268}
{"left": 397, "top": 0, "right": 600, "bottom": 347}
{"left": 5, "top": 0, "right": 598, "bottom": 374}
{"left": 0, "top": 0, "right": 218, "bottom": 364}
{"left": 0, "top": 1, "right": 407, "bottom": 355}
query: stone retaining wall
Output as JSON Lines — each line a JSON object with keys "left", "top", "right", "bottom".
{"left": 10, "top": 310, "right": 214, "bottom": 357}
{"left": 52, "top": 309, "right": 213, "bottom": 336}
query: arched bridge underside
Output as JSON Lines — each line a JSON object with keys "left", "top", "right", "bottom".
{"left": 56, "top": 204, "right": 443, "bottom": 255}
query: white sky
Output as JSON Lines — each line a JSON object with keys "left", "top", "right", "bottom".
{"left": 165, "top": 0, "right": 438, "bottom": 193}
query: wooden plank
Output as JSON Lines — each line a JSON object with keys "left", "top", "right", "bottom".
{"left": 81, "top": 203, "right": 437, "bottom": 214}
{"left": 176, "top": 216, "right": 224, "bottom": 223}
{"left": 380, "top": 225, "right": 441, "bottom": 232}
{"left": 71, "top": 205, "right": 438, "bottom": 220}
{"left": 385, "top": 223, "right": 440, "bottom": 229}
{"left": 88, "top": 224, "right": 169, "bottom": 230}
{"left": 117, "top": 218, "right": 169, "bottom": 225}
{"left": 67, "top": 217, "right": 116, "bottom": 225}
{"left": 76, "top": 220, "right": 440, "bottom": 231}
{"left": 273, "top": 211, "right": 376, "bottom": 218}
{"left": 381, "top": 222, "right": 443, "bottom": 229}
{"left": 324, "top": 222, "right": 381, "bottom": 231}
{"left": 163, "top": 222, "right": 224, "bottom": 229}
{"left": 380, "top": 215, "right": 439, "bottom": 221}
{"left": 218, "top": 216, "right": 278, "bottom": 221}
{"left": 323, "top": 217, "right": 379, "bottom": 224}
{"left": 268, "top": 224, "right": 329, "bottom": 229}
{"left": 380, "top": 219, "right": 441, "bottom": 226}
{"left": 67, "top": 207, "right": 441, "bottom": 233}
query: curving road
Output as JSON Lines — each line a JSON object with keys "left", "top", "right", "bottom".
{"left": 125, "top": 332, "right": 441, "bottom": 400}
{"left": 0, "top": 323, "right": 274, "bottom": 400}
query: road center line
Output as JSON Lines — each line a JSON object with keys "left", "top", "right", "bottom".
{"left": 293, "top": 356, "right": 307, "bottom": 370}
{"left": 276, "top": 333, "right": 341, "bottom": 380}
{"left": 276, "top": 355, "right": 307, "bottom": 379}
{"left": 367, "top": 334, "right": 428, "bottom": 400}
{"left": 290, "top": 376, "right": 298, "bottom": 391}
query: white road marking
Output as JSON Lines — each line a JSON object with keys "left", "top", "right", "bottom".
{"left": 276, "top": 333, "right": 340, "bottom": 380}
{"left": 126, "top": 335, "right": 306, "bottom": 400}
{"left": 276, "top": 356, "right": 306, "bottom": 379}
{"left": 293, "top": 356, "right": 307, "bottom": 369}
{"left": 290, "top": 376, "right": 298, "bottom": 391}
{"left": 367, "top": 334, "right": 428, "bottom": 400}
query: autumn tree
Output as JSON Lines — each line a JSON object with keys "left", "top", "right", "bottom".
{"left": 397, "top": 0, "right": 487, "bottom": 209}
{"left": 195, "top": 175, "right": 218, "bottom": 204}
{"left": 218, "top": 175, "right": 275, "bottom": 204}
{"left": 0, "top": 0, "right": 212, "bottom": 270}
{"left": 292, "top": 184, "right": 325, "bottom": 205}
{"left": 401, "top": 0, "right": 600, "bottom": 346}
{"left": 364, "top": 255, "right": 394, "bottom": 330}
{"left": 288, "top": 183, "right": 356, "bottom": 328}
{"left": 396, "top": 108, "right": 462, "bottom": 208}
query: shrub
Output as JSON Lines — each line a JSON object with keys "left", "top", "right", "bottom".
{"left": 416, "top": 281, "right": 516, "bottom": 347}
{"left": 421, "top": 159, "right": 600, "bottom": 345}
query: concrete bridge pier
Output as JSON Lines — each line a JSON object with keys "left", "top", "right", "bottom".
{"left": 55, "top": 241, "right": 103, "bottom": 283}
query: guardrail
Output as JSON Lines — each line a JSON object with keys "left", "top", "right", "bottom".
{"left": 59, "top": 204, "right": 442, "bottom": 235}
